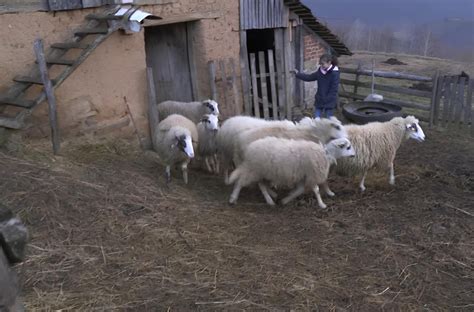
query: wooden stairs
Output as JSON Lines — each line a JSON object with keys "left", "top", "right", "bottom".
{"left": 0, "top": 6, "right": 139, "bottom": 129}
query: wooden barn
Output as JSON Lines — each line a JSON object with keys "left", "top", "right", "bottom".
{"left": 0, "top": 0, "right": 350, "bottom": 147}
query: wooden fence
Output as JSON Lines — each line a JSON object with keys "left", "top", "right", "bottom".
{"left": 338, "top": 66, "right": 473, "bottom": 135}
{"left": 432, "top": 76, "right": 474, "bottom": 135}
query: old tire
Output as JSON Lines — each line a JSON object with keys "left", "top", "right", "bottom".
{"left": 342, "top": 101, "right": 403, "bottom": 124}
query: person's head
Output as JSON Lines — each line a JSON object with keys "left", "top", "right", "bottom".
{"left": 319, "top": 54, "right": 338, "bottom": 70}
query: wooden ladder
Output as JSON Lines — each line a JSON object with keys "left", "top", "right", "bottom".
{"left": 0, "top": 7, "right": 135, "bottom": 129}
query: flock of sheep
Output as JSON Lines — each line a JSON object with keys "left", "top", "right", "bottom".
{"left": 154, "top": 99, "right": 426, "bottom": 208}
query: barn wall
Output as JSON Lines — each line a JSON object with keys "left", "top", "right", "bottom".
{"left": 0, "top": 0, "right": 240, "bottom": 141}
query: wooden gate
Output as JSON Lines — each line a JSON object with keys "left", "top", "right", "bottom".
{"left": 432, "top": 75, "right": 473, "bottom": 135}
{"left": 237, "top": 49, "right": 292, "bottom": 120}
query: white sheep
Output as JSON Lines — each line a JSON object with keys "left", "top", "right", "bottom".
{"left": 154, "top": 114, "right": 198, "bottom": 184}
{"left": 227, "top": 137, "right": 356, "bottom": 208}
{"left": 157, "top": 99, "right": 219, "bottom": 124}
{"left": 216, "top": 116, "right": 296, "bottom": 182}
{"left": 334, "top": 115, "right": 425, "bottom": 191}
{"left": 196, "top": 114, "right": 219, "bottom": 173}
{"left": 232, "top": 116, "right": 347, "bottom": 166}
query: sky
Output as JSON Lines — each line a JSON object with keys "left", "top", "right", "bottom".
{"left": 301, "top": 0, "right": 474, "bottom": 26}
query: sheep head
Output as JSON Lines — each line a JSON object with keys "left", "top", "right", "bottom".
{"left": 202, "top": 99, "right": 220, "bottom": 116}
{"left": 404, "top": 116, "right": 425, "bottom": 142}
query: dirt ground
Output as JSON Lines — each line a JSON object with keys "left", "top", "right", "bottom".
{"left": 1, "top": 125, "right": 473, "bottom": 311}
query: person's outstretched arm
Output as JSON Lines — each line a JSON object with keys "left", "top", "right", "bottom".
{"left": 294, "top": 69, "right": 319, "bottom": 82}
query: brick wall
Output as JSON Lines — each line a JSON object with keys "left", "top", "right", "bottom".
{"left": 304, "top": 33, "right": 327, "bottom": 63}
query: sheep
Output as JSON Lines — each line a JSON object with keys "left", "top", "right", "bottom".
{"left": 227, "top": 137, "right": 356, "bottom": 208}
{"left": 154, "top": 114, "right": 198, "bottom": 184}
{"left": 216, "top": 115, "right": 296, "bottom": 182}
{"left": 232, "top": 116, "right": 347, "bottom": 166}
{"left": 334, "top": 115, "right": 425, "bottom": 192}
{"left": 196, "top": 114, "right": 219, "bottom": 173}
{"left": 157, "top": 99, "right": 219, "bottom": 124}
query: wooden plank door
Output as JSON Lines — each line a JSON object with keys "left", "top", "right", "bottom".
{"left": 144, "top": 23, "right": 194, "bottom": 104}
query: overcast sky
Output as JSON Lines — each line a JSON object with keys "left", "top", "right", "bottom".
{"left": 301, "top": 0, "right": 474, "bottom": 26}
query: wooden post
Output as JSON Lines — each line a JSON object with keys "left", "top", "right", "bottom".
{"left": 267, "top": 49, "right": 279, "bottom": 120}
{"left": 354, "top": 63, "right": 361, "bottom": 97}
{"left": 441, "top": 77, "right": 452, "bottom": 128}
{"left": 454, "top": 77, "right": 466, "bottom": 129}
{"left": 283, "top": 26, "right": 294, "bottom": 120}
{"left": 433, "top": 75, "right": 444, "bottom": 126}
{"left": 186, "top": 23, "right": 199, "bottom": 101}
{"left": 146, "top": 67, "right": 159, "bottom": 149}
{"left": 258, "top": 51, "right": 270, "bottom": 119}
{"left": 275, "top": 49, "right": 286, "bottom": 120}
{"left": 218, "top": 60, "right": 228, "bottom": 112}
{"left": 208, "top": 61, "right": 218, "bottom": 101}
{"left": 447, "top": 76, "right": 459, "bottom": 128}
{"left": 229, "top": 58, "right": 242, "bottom": 115}
{"left": 429, "top": 70, "right": 440, "bottom": 128}
{"left": 34, "top": 38, "right": 60, "bottom": 155}
{"left": 239, "top": 31, "right": 251, "bottom": 115}
{"left": 464, "top": 80, "right": 473, "bottom": 133}
{"left": 249, "top": 53, "right": 260, "bottom": 118}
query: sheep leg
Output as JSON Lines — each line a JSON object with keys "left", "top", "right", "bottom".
{"left": 213, "top": 154, "right": 220, "bottom": 174}
{"left": 204, "top": 157, "right": 213, "bottom": 173}
{"left": 267, "top": 186, "right": 278, "bottom": 199}
{"left": 181, "top": 163, "right": 189, "bottom": 185}
{"left": 359, "top": 171, "right": 367, "bottom": 192}
{"left": 389, "top": 162, "right": 395, "bottom": 185}
{"left": 281, "top": 183, "right": 305, "bottom": 205}
{"left": 224, "top": 169, "right": 230, "bottom": 184}
{"left": 229, "top": 180, "right": 242, "bottom": 204}
{"left": 322, "top": 182, "right": 335, "bottom": 197}
{"left": 165, "top": 166, "right": 171, "bottom": 184}
{"left": 313, "top": 185, "right": 327, "bottom": 209}
{"left": 258, "top": 182, "right": 275, "bottom": 206}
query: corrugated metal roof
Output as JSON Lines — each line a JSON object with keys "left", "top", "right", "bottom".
{"left": 240, "top": 0, "right": 287, "bottom": 30}
{"left": 283, "top": 0, "right": 352, "bottom": 56}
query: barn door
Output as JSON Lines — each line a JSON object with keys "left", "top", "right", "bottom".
{"left": 144, "top": 23, "right": 195, "bottom": 104}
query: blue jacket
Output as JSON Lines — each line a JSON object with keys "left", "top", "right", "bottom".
{"left": 296, "top": 66, "right": 340, "bottom": 109}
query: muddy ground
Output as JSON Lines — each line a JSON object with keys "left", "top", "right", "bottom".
{"left": 1, "top": 126, "right": 473, "bottom": 311}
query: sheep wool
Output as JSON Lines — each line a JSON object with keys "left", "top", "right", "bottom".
{"left": 335, "top": 115, "right": 425, "bottom": 191}
{"left": 157, "top": 99, "right": 219, "bottom": 124}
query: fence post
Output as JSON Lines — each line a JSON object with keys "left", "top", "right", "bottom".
{"left": 429, "top": 70, "right": 440, "bottom": 128}
{"left": 208, "top": 61, "right": 218, "bottom": 101}
{"left": 34, "top": 38, "right": 60, "bottom": 155}
{"left": 353, "top": 63, "right": 361, "bottom": 99}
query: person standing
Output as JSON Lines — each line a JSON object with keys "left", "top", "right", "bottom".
{"left": 293, "top": 54, "right": 340, "bottom": 118}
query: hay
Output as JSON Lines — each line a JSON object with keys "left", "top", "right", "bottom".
{"left": 1, "top": 130, "right": 473, "bottom": 310}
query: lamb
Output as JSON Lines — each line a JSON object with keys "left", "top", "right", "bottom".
{"left": 154, "top": 114, "right": 198, "bottom": 184}
{"left": 196, "top": 114, "right": 219, "bottom": 173}
{"left": 216, "top": 115, "right": 296, "bottom": 182}
{"left": 227, "top": 137, "right": 356, "bottom": 208}
{"left": 334, "top": 115, "right": 425, "bottom": 191}
{"left": 232, "top": 117, "right": 347, "bottom": 166}
{"left": 157, "top": 99, "right": 219, "bottom": 124}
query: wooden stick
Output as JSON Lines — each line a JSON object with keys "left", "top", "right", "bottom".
{"left": 34, "top": 38, "right": 60, "bottom": 155}
{"left": 146, "top": 67, "right": 159, "bottom": 149}
{"left": 123, "top": 96, "right": 145, "bottom": 150}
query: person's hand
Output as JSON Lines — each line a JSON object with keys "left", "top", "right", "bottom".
{"left": 290, "top": 69, "right": 299, "bottom": 75}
